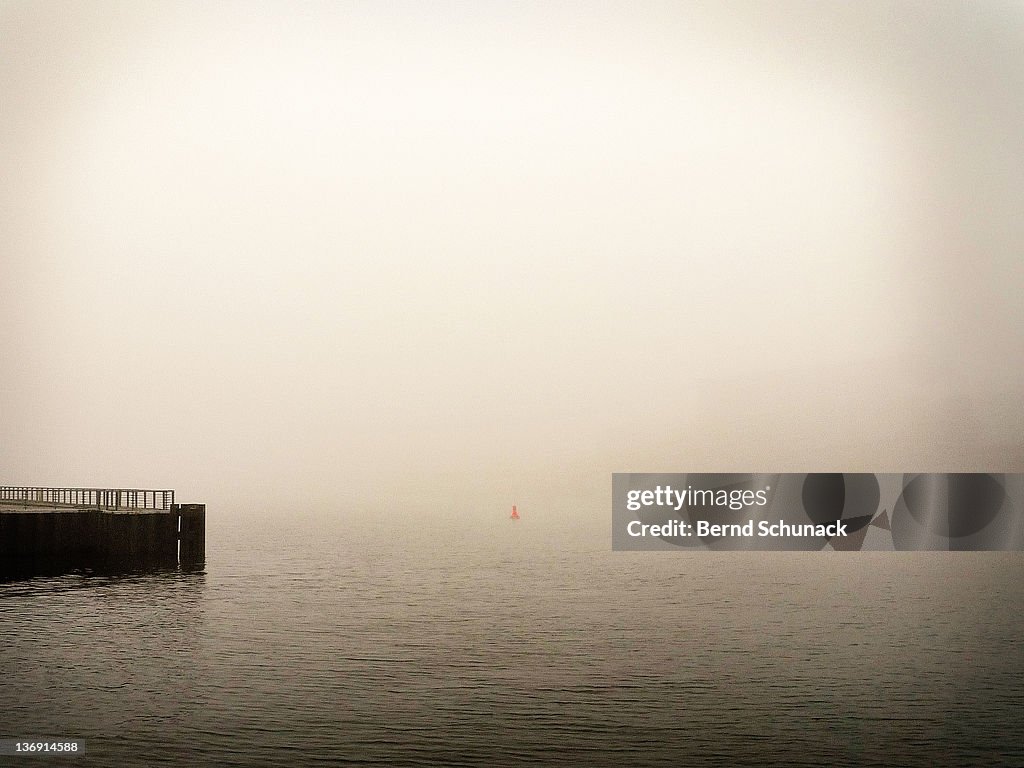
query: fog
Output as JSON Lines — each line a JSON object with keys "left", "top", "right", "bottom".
{"left": 2, "top": 1, "right": 1022, "bottom": 517}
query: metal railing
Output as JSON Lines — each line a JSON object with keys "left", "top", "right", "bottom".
{"left": 0, "top": 486, "right": 175, "bottom": 511}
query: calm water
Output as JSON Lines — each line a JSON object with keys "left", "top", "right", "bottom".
{"left": 2, "top": 512, "right": 1023, "bottom": 767}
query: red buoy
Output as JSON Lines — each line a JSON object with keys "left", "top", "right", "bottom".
{"left": 510, "top": 504, "right": 520, "bottom": 520}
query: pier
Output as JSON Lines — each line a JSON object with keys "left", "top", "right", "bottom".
{"left": 0, "top": 486, "right": 205, "bottom": 573}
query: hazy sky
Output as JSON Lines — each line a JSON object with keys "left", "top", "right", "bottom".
{"left": 2, "top": 1, "right": 1022, "bottom": 515}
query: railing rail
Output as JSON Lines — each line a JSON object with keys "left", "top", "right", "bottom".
{"left": 0, "top": 486, "right": 175, "bottom": 511}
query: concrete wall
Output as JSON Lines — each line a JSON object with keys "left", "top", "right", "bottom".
{"left": 0, "top": 511, "right": 97, "bottom": 559}
{"left": 178, "top": 504, "right": 206, "bottom": 565}
{"left": 0, "top": 504, "right": 204, "bottom": 573}
{"left": 94, "top": 511, "right": 178, "bottom": 563}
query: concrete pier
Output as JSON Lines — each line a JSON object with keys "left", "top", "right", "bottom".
{"left": 0, "top": 487, "right": 205, "bottom": 574}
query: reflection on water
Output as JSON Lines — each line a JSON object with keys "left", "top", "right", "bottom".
{"left": 0, "top": 559, "right": 204, "bottom": 584}
{"left": 2, "top": 513, "right": 1023, "bottom": 767}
